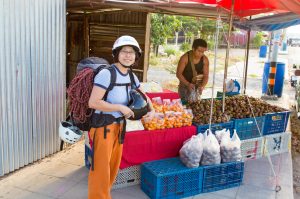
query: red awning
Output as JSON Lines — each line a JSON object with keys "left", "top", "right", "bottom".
{"left": 176, "top": 0, "right": 300, "bottom": 17}
{"left": 264, "top": 0, "right": 300, "bottom": 16}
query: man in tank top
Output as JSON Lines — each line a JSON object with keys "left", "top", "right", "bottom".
{"left": 176, "top": 39, "right": 209, "bottom": 102}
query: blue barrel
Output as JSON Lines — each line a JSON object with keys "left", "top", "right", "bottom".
{"left": 259, "top": 45, "right": 267, "bottom": 58}
{"left": 262, "top": 62, "right": 285, "bottom": 97}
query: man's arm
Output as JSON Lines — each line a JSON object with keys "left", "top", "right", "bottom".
{"left": 176, "top": 54, "right": 189, "bottom": 86}
{"left": 176, "top": 53, "right": 194, "bottom": 91}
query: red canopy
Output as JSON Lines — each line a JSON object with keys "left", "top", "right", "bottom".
{"left": 264, "top": 0, "right": 300, "bottom": 16}
{"left": 218, "top": 0, "right": 277, "bottom": 17}
{"left": 176, "top": 0, "right": 300, "bottom": 17}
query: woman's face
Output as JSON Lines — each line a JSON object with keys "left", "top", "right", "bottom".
{"left": 118, "top": 46, "right": 136, "bottom": 67}
{"left": 193, "top": 46, "right": 207, "bottom": 58}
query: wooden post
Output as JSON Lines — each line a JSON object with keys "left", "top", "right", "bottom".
{"left": 84, "top": 14, "right": 90, "bottom": 58}
{"left": 243, "top": 28, "right": 251, "bottom": 94}
{"left": 143, "top": 13, "right": 151, "bottom": 82}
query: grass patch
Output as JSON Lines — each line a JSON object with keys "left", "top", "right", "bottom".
{"left": 249, "top": 74, "right": 259, "bottom": 78}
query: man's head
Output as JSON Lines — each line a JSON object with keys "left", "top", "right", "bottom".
{"left": 192, "top": 39, "right": 208, "bottom": 49}
{"left": 192, "top": 39, "right": 207, "bottom": 57}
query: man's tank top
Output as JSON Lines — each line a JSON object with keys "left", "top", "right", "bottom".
{"left": 182, "top": 51, "right": 204, "bottom": 83}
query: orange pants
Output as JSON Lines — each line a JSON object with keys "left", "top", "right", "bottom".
{"left": 88, "top": 123, "right": 123, "bottom": 199}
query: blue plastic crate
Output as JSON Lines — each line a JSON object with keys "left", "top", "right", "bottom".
{"left": 202, "top": 161, "right": 244, "bottom": 193}
{"left": 232, "top": 116, "right": 265, "bottom": 140}
{"left": 194, "top": 121, "right": 234, "bottom": 134}
{"left": 85, "top": 145, "right": 92, "bottom": 170}
{"left": 141, "top": 158, "right": 203, "bottom": 199}
{"left": 263, "top": 111, "right": 290, "bottom": 135}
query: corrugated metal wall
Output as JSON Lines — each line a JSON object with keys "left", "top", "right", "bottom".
{"left": 0, "top": 0, "right": 66, "bottom": 176}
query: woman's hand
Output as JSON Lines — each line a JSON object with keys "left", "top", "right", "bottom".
{"left": 119, "top": 105, "right": 134, "bottom": 119}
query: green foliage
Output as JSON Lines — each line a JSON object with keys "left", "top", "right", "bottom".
{"left": 164, "top": 47, "right": 177, "bottom": 56}
{"left": 180, "top": 42, "right": 190, "bottom": 52}
{"left": 253, "top": 32, "right": 264, "bottom": 48}
{"left": 207, "top": 39, "right": 215, "bottom": 50}
{"left": 149, "top": 55, "right": 159, "bottom": 66}
{"left": 150, "top": 14, "right": 229, "bottom": 55}
{"left": 150, "top": 14, "right": 182, "bottom": 47}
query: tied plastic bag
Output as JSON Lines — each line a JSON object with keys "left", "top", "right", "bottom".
{"left": 162, "top": 99, "right": 172, "bottom": 112}
{"left": 215, "top": 129, "right": 230, "bottom": 144}
{"left": 200, "top": 129, "right": 221, "bottom": 166}
{"left": 188, "top": 88, "right": 201, "bottom": 102}
{"left": 141, "top": 112, "right": 165, "bottom": 130}
{"left": 170, "top": 99, "right": 184, "bottom": 112}
{"left": 152, "top": 97, "right": 163, "bottom": 113}
{"left": 182, "top": 109, "right": 193, "bottom": 127}
{"left": 220, "top": 130, "right": 242, "bottom": 163}
{"left": 165, "top": 111, "right": 175, "bottom": 129}
{"left": 179, "top": 134, "right": 204, "bottom": 168}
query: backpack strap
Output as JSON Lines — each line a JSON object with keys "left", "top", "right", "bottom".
{"left": 102, "top": 66, "right": 117, "bottom": 101}
{"left": 129, "top": 68, "right": 138, "bottom": 89}
{"left": 101, "top": 66, "right": 137, "bottom": 103}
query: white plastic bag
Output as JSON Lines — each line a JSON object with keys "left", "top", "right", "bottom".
{"left": 220, "top": 130, "right": 242, "bottom": 163}
{"left": 179, "top": 133, "right": 204, "bottom": 168}
{"left": 200, "top": 129, "right": 221, "bottom": 166}
{"left": 188, "top": 88, "right": 201, "bottom": 102}
{"left": 215, "top": 129, "right": 229, "bottom": 144}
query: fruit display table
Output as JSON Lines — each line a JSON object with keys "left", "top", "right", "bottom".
{"left": 120, "top": 125, "right": 196, "bottom": 169}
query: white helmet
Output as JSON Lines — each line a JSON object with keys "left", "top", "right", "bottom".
{"left": 59, "top": 121, "right": 83, "bottom": 144}
{"left": 112, "top": 35, "right": 142, "bottom": 57}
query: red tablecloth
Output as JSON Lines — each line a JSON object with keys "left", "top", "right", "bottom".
{"left": 120, "top": 125, "right": 196, "bottom": 169}
{"left": 146, "top": 89, "right": 180, "bottom": 101}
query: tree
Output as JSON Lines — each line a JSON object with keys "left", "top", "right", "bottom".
{"left": 150, "top": 14, "right": 181, "bottom": 56}
{"left": 177, "top": 16, "right": 200, "bottom": 44}
{"left": 150, "top": 14, "right": 229, "bottom": 53}
{"left": 253, "top": 31, "right": 264, "bottom": 48}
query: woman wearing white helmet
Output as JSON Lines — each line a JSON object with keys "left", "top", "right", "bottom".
{"left": 87, "top": 35, "right": 152, "bottom": 199}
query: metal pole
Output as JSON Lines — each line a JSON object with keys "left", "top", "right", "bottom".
{"left": 267, "top": 32, "right": 273, "bottom": 61}
{"left": 243, "top": 28, "right": 251, "bottom": 94}
{"left": 222, "top": 0, "right": 235, "bottom": 113}
{"left": 267, "top": 29, "right": 281, "bottom": 96}
{"left": 209, "top": 16, "right": 221, "bottom": 128}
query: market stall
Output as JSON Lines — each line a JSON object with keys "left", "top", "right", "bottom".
{"left": 67, "top": 0, "right": 299, "bottom": 198}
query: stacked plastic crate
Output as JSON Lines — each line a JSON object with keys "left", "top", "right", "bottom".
{"left": 141, "top": 157, "right": 244, "bottom": 199}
